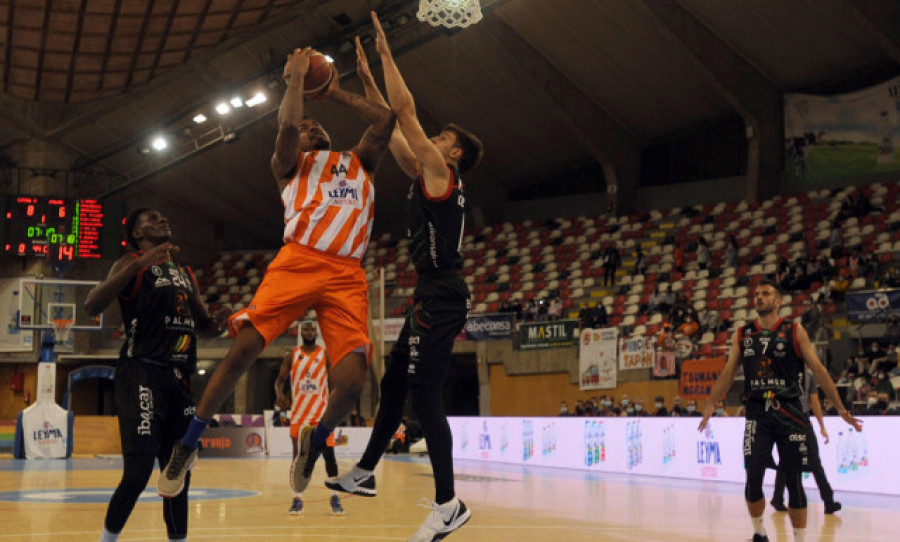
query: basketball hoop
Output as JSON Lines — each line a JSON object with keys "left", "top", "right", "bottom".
{"left": 51, "top": 318, "right": 74, "bottom": 347}
{"left": 417, "top": 0, "right": 483, "bottom": 29}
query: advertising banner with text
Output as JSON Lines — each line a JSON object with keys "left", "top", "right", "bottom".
{"left": 448, "top": 416, "right": 899, "bottom": 495}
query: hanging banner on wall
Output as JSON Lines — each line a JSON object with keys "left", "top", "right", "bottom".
{"left": 679, "top": 357, "right": 727, "bottom": 400}
{"left": 517, "top": 319, "right": 580, "bottom": 350}
{"left": 618, "top": 335, "right": 655, "bottom": 370}
{"left": 784, "top": 75, "right": 900, "bottom": 185}
{"left": 579, "top": 328, "right": 618, "bottom": 390}
{"left": 846, "top": 289, "right": 900, "bottom": 322}
{"left": 464, "top": 313, "right": 515, "bottom": 340}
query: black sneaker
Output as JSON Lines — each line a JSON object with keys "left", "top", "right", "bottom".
{"left": 824, "top": 501, "right": 842, "bottom": 514}
{"left": 751, "top": 534, "right": 770, "bottom": 542}
{"left": 770, "top": 500, "right": 787, "bottom": 512}
{"left": 325, "top": 466, "right": 377, "bottom": 497}
{"left": 158, "top": 442, "right": 198, "bottom": 498}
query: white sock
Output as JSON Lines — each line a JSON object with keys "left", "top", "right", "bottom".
{"left": 751, "top": 516, "right": 767, "bottom": 536}
{"left": 99, "top": 527, "right": 119, "bottom": 542}
{"left": 169, "top": 538, "right": 187, "bottom": 542}
{"left": 331, "top": 491, "right": 339, "bottom": 498}
{"left": 293, "top": 492, "right": 303, "bottom": 499}
{"left": 794, "top": 528, "right": 806, "bottom": 542}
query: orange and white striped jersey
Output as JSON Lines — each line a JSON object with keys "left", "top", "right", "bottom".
{"left": 290, "top": 345, "right": 329, "bottom": 427}
{"left": 281, "top": 150, "right": 374, "bottom": 260}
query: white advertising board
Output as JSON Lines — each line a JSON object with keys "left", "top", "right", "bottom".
{"left": 448, "top": 416, "right": 899, "bottom": 495}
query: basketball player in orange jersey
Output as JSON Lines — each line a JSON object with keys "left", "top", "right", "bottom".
{"left": 158, "top": 47, "right": 396, "bottom": 498}
{"left": 326, "top": 13, "right": 482, "bottom": 542}
{"left": 274, "top": 320, "right": 344, "bottom": 515}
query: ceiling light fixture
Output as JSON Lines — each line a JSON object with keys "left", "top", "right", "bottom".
{"left": 246, "top": 92, "right": 267, "bottom": 107}
{"left": 151, "top": 136, "right": 167, "bottom": 151}
{"left": 215, "top": 102, "right": 231, "bottom": 115}
{"left": 193, "top": 114, "right": 207, "bottom": 124}
{"left": 230, "top": 96, "right": 244, "bottom": 108}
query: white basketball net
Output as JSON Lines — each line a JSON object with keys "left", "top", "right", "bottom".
{"left": 417, "top": 0, "right": 483, "bottom": 29}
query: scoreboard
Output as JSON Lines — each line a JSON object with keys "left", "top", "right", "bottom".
{"left": 1, "top": 196, "right": 121, "bottom": 261}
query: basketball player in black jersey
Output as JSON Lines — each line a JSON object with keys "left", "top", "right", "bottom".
{"left": 699, "top": 279, "right": 860, "bottom": 542}
{"left": 85, "top": 208, "right": 228, "bottom": 542}
{"left": 325, "top": 12, "right": 482, "bottom": 542}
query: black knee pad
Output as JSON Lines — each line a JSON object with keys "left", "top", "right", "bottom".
{"left": 744, "top": 465, "right": 766, "bottom": 502}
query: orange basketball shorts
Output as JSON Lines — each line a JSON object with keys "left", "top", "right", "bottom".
{"left": 228, "top": 243, "right": 371, "bottom": 366}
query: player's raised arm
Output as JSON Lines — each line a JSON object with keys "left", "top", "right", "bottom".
{"left": 372, "top": 11, "right": 451, "bottom": 194}
{"left": 271, "top": 48, "right": 313, "bottom": 187}
{"left": 355, "top": 36, "right": 420, "bottom": 179}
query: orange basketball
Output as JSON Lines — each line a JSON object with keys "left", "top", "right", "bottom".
{"left": 303, "top": 53, "right": 335, "bottom": 99}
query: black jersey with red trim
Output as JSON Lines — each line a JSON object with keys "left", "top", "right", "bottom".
{"left": 118, "top": 255, "right": 198, "bottom": 372}
{"left": 407, "top": 166, "right": 465, "bottom": 274}
{"left": 739, "top": 318, "right": 805, "bottom": 401}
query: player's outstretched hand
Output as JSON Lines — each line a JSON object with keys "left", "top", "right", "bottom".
{"left": 283, "top": 47, "right": 313, "bottom": 83}
{"left": 355, "top": 36, "right": 374, "bottom": 84}
{"left": 698, "top": 403, "right": 715, "bottom": 432}
{"left": 840, "top": 409, "right": 863, "bottom": 432}
{"left": 137, "top": 242, "right": 178, "bottom": 267}
{"left": 371, "top": 11, "right": 391, "bottom": 58}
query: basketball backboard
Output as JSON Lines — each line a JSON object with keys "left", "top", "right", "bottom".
{"left": 18, "top": 278, "right": 103, "bottom": 331}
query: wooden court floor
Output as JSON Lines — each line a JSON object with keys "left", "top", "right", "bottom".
{"left": 1, "top": 453, "right": 899, "bottom": 541}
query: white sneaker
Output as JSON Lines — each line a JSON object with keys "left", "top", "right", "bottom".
{"left": 325, "top": 465, "right": 377, "bottom": 497}
{"left": 408, "top": 497, "right": 471, "bottom": 542}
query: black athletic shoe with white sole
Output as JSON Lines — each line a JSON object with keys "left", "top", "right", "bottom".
{"left": 325, "top": 466, "right": 377, "bottom": 497}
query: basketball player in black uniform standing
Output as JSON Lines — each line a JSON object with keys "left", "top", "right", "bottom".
{"left": 325, "top": 13, "right": 482, "bottom": 542}
{"left": 699, "top": 279, "right": 860, "bottom": 542}
{"left": 85, "top": 208, "right": 227, "bottom": 542}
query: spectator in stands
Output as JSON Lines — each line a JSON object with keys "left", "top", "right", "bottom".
{"left": 522, "top": 299, "right": 537, "bottom": 322}
{"left": 829, "top": 219, "right": 844, "bottom": 259}
{"left": 873, "top": 371, "right": 896, "bottom": 401}
{"left": 653, "top": 396, "right": 668, "bottom": 416}
{"left": 619, "top": 393, "right": 631, "bottom": 413}
{"left": 863, "top": 392, "right": 894, "bottom": 415}
{"left": 634, "top": 245, "right": 647, "bottom": 276}
{"left": 882, "top": 266, "right": 900, "bottom": 288}
{"left": 678, "top": 313, "right": 700, "bottom": 339}
{"left": 601, "top": 243, "right": 621, "bottom": 287}
{"left": 699, "top": 309, "right": 724, "bottom": 334}
{"left": 886, "top": 315, "right": 900, "bottom": 346}
{"left": 684, "top": 398, "right": 701, "bottom": 417}
{"left": 509, "top": 297, "right": 523, "bottom": 320}
{"left": 547, "top": 297, "right": 563, "bottom": 320}
{"left": 574, "top": 399, "right": 586, "bottom": 416}
{"left": 535, "top": 298, "right": 549, "bottom": 321}
{"left": 670, "top": 396, "right": 685, "bottom": 416}
{"left": 633, "top": 397, "right": 649, "bottom": 417}
{"left": 668, "top": 293, "right": 693, "bottom": 327}
{"left": 801, "top": 301, "right": 825, "bottom": 338}
{"left": 558, "top": 401, "right": 571, "bottom": 416}
{"left": 598, "top": 396, "right": 617, "bottom": 416}
{"left": 871, "top": 344, "right": 897, "bottom": 375}
{"left": 696, "top": 236, "right": 711, "bottom": 270}
{"left": 861, "top": 341, "right": 885, "bottom": 375}
{"left": 848, "top": 247, "right": 861, "bottom": 280}
{"left": 673, "top": 241, "right": 685, "bottom": 275}
{"left": 647, "top": 285, "right": 667, "bottom": 315}
{"left": 713, "top": 399, "right": 728, "bottom": 416}
{"left": 724, "top": 234, "right": 738, "bottom": 268}
{"left": 591, "top": 303, "right": 609, "bottom": 329}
